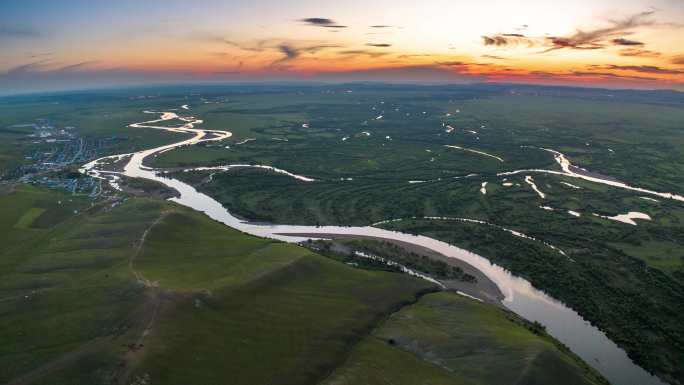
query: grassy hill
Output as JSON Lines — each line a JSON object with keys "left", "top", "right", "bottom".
{"left": 325, "top": 292, "right": 606, "bottom": 385}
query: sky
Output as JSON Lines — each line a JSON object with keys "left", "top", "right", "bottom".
{"left": 1, "top": 0, "right": 684, "bottom": 94}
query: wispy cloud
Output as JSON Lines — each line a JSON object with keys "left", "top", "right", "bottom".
{"left": 2, "top": 60, "right": 97, "bottom": 75}
{"left": 672, "top": 56, "right": 684, "bottom": 65}
{"left": 482, "top": 34, "right": 534, "bottom": 47}
{"left": 543, "top": 10, "right": 655, "bottom": 52}
{"left": 619, "top": 48, "right": 660, "bottom": 57}
{"left": 337, "top": 49, "right": 391, "bottom": 58}
{"left": 55, "top": 61, "right": 96, "bottom": 72}
{"left": 590, "top": 64, "right": 683, "bottom": 75}
{"left": 26, "top": 52, "right": 54, "bottom": 59}
{"left": 611, "top": 38, "right": 644, "bottom": 46}
{"left": 481, "top": 54, "right": 506, "bottom": 60}
{"left": 481, "top": 10, "right": 671, "bottom": 54}
{"left": 271, "top": 43, "right": 341, "bottom": 65}
{"left": 274, "top": 44, "right": 299, "bottom": 63}
{"left": 210, "top": 51, "right": 230, "bottom": 57}
{"left": 527, "top": 69, "right": 658, "bottom": 82}
{"left": 189, "top": 32, "right": 270, "bottom": 52}
{"left": 299, "top": 18, "right": 347, "bottom": 28}
{"left": 271, "top": 44, "right": 301, "bottom": 66}
{"left": 482, "top": 35, "right": 510, "bottom": 46}
{"left": 4, "top": 60, "right": 52, "bottom": 75}
{"left": 436, "top": 60, "right": 496, "bottom": 72}
{"left": 293, "top": 44, "right": 343, "bottom": 54}
{"left": 190, "top": 32, "right": 342, "bottom": 63}
{"left": 300, "top": 18, "right": 334, "bottom": 26}
{"left": 369, "top": 25, "right": 392, "bottom": 28}
{"left": 397, "top": 53, "right": 434, "bottom": 59}
{"left": 366, "top": 43, "right": 392, "bottom": 47}
{"left": 568, "top": 71, "right": 657, "bottom": 81}
{"left": 0, "top": 26, "right": 41, "bottom": 39}
{"left": 223, "top": 40, "right": 269, "bottom": 52}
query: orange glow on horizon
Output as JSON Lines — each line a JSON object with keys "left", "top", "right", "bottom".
{"left": 2, "top": 1, "right": 683, "bottom": 92}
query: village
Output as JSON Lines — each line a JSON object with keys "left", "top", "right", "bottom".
{"left": 3, "top": 118, "right": 120, "bottom": 198}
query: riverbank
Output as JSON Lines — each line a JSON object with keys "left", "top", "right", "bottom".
{"left": 288, "top": 233, "right": 504, "bottom": 304}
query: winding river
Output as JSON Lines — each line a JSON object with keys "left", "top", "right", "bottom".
{"left": 81, "top": 108, "right": 667, "bottom": 385}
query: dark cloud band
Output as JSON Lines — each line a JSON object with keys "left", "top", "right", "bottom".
{"left": 299, "top": 18, "right": 347, "bottom": 28}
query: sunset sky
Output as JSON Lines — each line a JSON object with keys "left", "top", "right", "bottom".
{"left": 2, "top": 0, "right": 684, "bottom": 93}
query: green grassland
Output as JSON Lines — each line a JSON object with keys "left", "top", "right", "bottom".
{"left": 132, "top": 216, "right": 433, "bottom": 385}
{"left": 325, "top": 292, "right": 606, "bottom": 385}
{"left": 0, "top": 185, "right": 603, "bottom": 385}
{"left": 0, "top": 123, "right": 35, "bottom": 172}
{"left": 134, "top": 210, "right": 315, "bottom": 290}
{"left": 153, "top": 88, "right": 684, "bottom": 192}
{"left": 0, "top": 185, "right": 160, "bottom": 384}
{"left": 13, "top": 207, "right": 47, "bottom": 229}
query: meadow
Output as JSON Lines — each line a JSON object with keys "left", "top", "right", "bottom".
{"left": 0, "top": 185, "right": 602, "bottom": 385}
{"left": 325, "top": 291, "right": 607, "bottom": 385}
